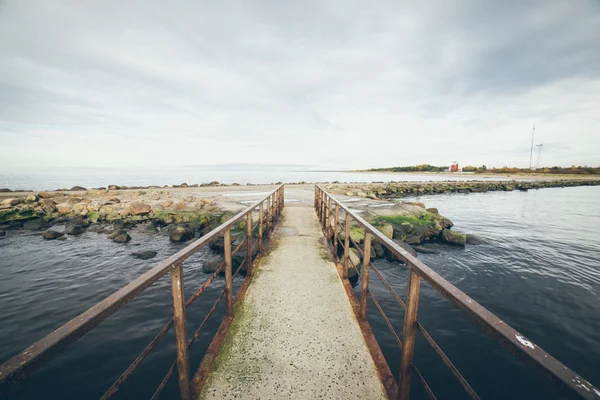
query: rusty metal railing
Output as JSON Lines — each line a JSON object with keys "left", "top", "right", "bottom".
{"left": 0, "top": 185, "right": 285, "bottom": 399}
{"left": 315, "top": 185, "right": 600, "bottom": 400}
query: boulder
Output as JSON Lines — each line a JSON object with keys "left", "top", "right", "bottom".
{"left": 440, "top": 230, "right": 466, "bottom": 246}
{"left": 169, "top": 225, "right": 194, "bottom": 243}
{"left": 23, "top": 218, "right": 50, "bottom": 231}
{"left": 38, "top": 191, "right": 52, "bottom": 198}
{"left": 87, "top": 202, "right": 101, "bottom": 212}
{"left": 347, "top": 248, "right": 362, "bottom": 278}
{"left": 42, "top": 230, "right": 65, "bottom": 240}
{"left": 67, "top": 216, "right": 90, "bottom": 228}
{"left": 1, "top": 198, "right": 20, "bottom": 206}
{"left": 203, "top": 256, "right": 224, "bottom": 273}
{"left": 72, "top": 203, "right": 88, "bottom": 215}
{"left": 108, "top": 229, "right": 131, "bottom": 243}
{"left": 25, "top": 195, "right": 39, "bottom": 203}
{"left": 70, "top": 186, "right": 87, "bottom": 191}
{"left": 376, "top": 223, "right": 394, "bottom": 239}
{"left": 108, "top": 185, "right": 119, "bottom": 190}
{"left": 64, "top": 225, "right": 85, "bottom": 235}
{"left": 466, "top": 234, "right": 486, "bottom": 245}
{"left": 413, "top": 245, "right": 440, "bottom": 255}
{"left": 56, "top": 203, "right": 73, "bottom": 214}
{"left": 426, "top": 208, "right": 439, "bottom": 214}
{"left": 161, "top": 200, "right": 174, "bottom": 208}
{"left": 441, "top": 218, "right": 454, "bottom": 229}
{"left": 130, "top": 202, "right": 151, "bottom": 215}
{"left": 143, "top": 222, "right": 159, "bottom": 233}
{"left": 131, "top": 250, "right": 158, "bottom": 260}
{"left": 372, "top": 242, "right": 385, "bottom": 258}
{"left": 40, "top": 199, "right": 57, "bottom": 214}
{"left": 384, "top": 239, "right": 417, "bottom": 261}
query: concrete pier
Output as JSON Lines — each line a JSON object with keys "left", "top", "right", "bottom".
{"left": 199, "top": 196, "right": 387, "bottom": 399}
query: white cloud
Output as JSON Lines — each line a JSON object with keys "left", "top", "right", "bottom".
{"left": 1, "top": 0, "right": 599, "bottom": 170}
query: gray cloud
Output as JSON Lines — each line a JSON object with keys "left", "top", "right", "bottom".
{"left": 1, "top": 0, "right": 599, "bottom": 170}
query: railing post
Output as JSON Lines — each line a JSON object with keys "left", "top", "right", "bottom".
{"left": 170, "top": 263, "right": 191, "bottom": 400}
{"left": 333, "top": 204, "right": 340, "bottom": 258}
{"left": 317, "top": 188, "right": 322, "bottom": 221}
{"left": 271, "top": 193, "right": 275, "bottom": 224}
{"left": 398, "top": 268, "right": 422, "bottom": 400}
{"left": 266, "top": 196, "right": 271, "bottom": 240}
{"left": 258, "top": 203, "right": 263, "bottom": 254}
{"left": 343, "top": 213, "right": 350, "bottom": 279}
{"left": 246, "top": 213, "right": 253, "bottom": 276}
{"left": 279, "top": 186, "right": 283, "bottom": 215}
{"left": 327, "top": 197, "right": 332, "bottom": 239}
{"left": 321, "top": 192, "right": 326, "bottom": 229}
{"left": 224, "top": 228, "right": 233, "bottom": 316}
{"left": 359, "top": 232, "right": 372, "bottom": 320}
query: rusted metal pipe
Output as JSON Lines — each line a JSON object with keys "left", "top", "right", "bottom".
{"left": 333, "top": 204, "right": 340, "bottom": 258}
{"left": 224, "top": 228, "right": 233, "bottom": 316}
{"left": 398, "top": 268, "right": 421, "bottom": 400}
{"left": 258, "top": 203, "right": 263, "bottom": 254}
{"left": 359, "top": 232, "right": 372, "bottom": 320}
{"left": 343, "top": 213, "right": 351, "bottom": 279}
{"left": 170, "top": 264, "right": 191, "bottom": 400}
{"left": 266, "top": 196, "right": 271, "bottom": 241}
{"left": 246, "top": 213, "right": 253, "bottom": 276}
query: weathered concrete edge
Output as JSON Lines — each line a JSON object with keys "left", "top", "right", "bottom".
{"left": 326, "top": 238, "right": 398, "bottom": 400}
{"left": 190, "top": 256, "right": 259, "bottom": 398}
{"left": 190, "top": 219, "right": 283, "bottom": 398}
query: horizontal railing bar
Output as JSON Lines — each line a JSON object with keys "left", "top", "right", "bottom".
{"left": 0, "top": 185, "right": 283, "bottom": 391}
{"left": 416, "top": 322, "right": 480, "bottom": 400}
{"left": 368, "top": 290, "right": 402, "bottom": 349}
{"left": 231, "top": 237, "right": 247, "bottom": 258}
{"left": 151, "top": 362, "right": 176, "bottom": 400}
{"left": 413, "top": 365, "right": 438, "bottom": 400}
{"left": 370, "top": 263, "right": 407, "bottom": 310}
{"left": 316, "top": 185, "right": 600, "bottom": 400}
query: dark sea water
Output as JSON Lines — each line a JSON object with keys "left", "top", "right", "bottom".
{"left": 362, "top": 186, "right": 600, "bottom": 399}
{"left": 1, "top": 186, "right": 599, "bottom": 399}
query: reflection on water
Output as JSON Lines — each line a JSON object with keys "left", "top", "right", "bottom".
{"left": 0, "top": 187, "right": 598, "bottom": 399}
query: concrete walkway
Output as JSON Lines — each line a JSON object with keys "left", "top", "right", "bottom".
{"left": 199, "top": 202, "right": 387, "bottom": 399}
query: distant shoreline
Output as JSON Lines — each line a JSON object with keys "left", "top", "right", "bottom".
{"left": 351, "top": 170, "right": 600, "bottom": 181}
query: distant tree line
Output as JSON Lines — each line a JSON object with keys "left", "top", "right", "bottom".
{"left": 463, "top": 165, "right": 600, "bottom": 175}
{"left": 368, "top": 164, "right": 449, "bottom": 173}
{"left": 367, "top": 165, "right": 600, "bottom": 175}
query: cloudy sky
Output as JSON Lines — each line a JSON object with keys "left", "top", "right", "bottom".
{"left": 1, "top": 1, "right": 599, "bottom": 170}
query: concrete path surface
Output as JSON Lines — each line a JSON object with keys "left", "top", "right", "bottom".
{"left": 199, "top": 200, "right": 387, "bottom": 399}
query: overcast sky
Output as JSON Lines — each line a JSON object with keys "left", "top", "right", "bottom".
{"left": 1, "top": 1, "right": 599, "bottom": 170}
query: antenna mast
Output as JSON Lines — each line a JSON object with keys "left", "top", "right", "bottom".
{"left": 529, "top": 124, "right": 536, "bottom": 169}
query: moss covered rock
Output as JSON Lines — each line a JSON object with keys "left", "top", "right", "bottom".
{"left": 440, "top": 230, "right": 466, "bottom": 246}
